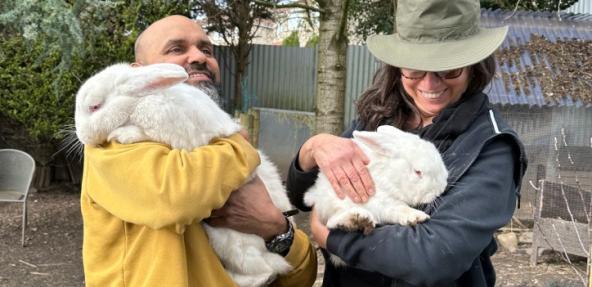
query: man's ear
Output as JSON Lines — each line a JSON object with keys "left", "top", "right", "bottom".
{"left": 130, "top": 62, "right": 142, "bottom": 67}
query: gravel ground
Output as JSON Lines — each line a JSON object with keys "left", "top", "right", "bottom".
{"left": 0, "top": 188, "right": 587, "bottom": 287}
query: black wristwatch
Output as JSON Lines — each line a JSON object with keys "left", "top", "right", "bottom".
{"left": 265, "top": 216, "right": 294, "bottom": 256}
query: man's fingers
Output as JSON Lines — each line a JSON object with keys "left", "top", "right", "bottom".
{"left": 204, "top": 216, "right": 225, "bottom": 227}
{"left": 210, "top": 208, "right": 223, "bottom": 217}
{"left": 239, "top": 128, "right": 250, "bottom": 141}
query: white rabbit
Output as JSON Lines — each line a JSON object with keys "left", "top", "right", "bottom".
{"left": 304, "top": 125, "right": 448, "bottom": 266}
{"left": 75, "top": 63, "right": 293, "bottom": 287}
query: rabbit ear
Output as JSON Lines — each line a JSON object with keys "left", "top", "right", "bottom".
{"left": 352, "top": 130, "right": 390, "bottom": 155}
{"left": 376, "top": 125, "right": 402, "bottom": 135}
{"left": 124, "top": 63, "right": 189, "bottom": 94}
{"left": 377, "top": 125, "right": 420, "bottom": 141}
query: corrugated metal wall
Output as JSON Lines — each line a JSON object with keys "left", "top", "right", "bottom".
{"left": 565, "top": 0, "right": 592, "bottom": 14}
{"left": 345, "top": 45, "right": 382, "bottom": 125}
{"left": 215, "top": 44, "right": 380, "bottom": 120}
{"left": 215, "top": 45, "right": 318, "bottom": 112}
{"left": 216, "top": 10, "right": 592, "bottom": 117}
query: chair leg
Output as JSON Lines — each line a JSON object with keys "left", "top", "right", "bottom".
{"left": 22, "top": 202, "right": 27, "bottom": 247}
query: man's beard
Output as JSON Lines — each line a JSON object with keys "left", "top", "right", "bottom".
{"left": 195, "top": 81, "right": 226, "bottom": 110}
{"left": 185, "top": 62, "right": 226, "bottom": 110}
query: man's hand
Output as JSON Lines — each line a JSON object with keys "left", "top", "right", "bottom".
{"left": 206, "top": 175, "right": 287, "bottom": 241}
{"left": 239, "top": 128, "right": 250, "bottom": 142}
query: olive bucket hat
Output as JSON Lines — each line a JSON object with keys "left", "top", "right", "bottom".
{"left": 367, "top": 0, "right": 508, "bottom": 71}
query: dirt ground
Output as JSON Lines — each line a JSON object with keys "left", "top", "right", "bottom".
{"left": 0, "top": 188, "right": 588, "bottom": 287}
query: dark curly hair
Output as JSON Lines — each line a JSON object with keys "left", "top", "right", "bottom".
{"left": 355, "top": 55, "right": 497, "bottom": 131}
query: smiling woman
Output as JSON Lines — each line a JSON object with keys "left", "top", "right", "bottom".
{"left": 399, "top": 67, "right": 470, "bottom": 125}
{"left": 285, "top": 0, "right": 527, "bottom": 286}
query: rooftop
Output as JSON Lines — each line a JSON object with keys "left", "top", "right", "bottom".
{"left": 481, "top": 9, "right": 592, "bottom": 107}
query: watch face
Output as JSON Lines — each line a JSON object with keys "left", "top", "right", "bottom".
{"left": 274, "top": 239, "right": 291, "bottom": 254}
{"left": 266, "top": 218, "right": 294, "bottom": 255}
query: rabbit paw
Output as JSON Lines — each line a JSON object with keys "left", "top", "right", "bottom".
{"left": 108, "top": 125, "right": 149, "bottom": 144}
{"left": 329, "top": 254, "right": 347, "bottom": 267}
{"left": 397, "top": 208, "right": 430, "bottom": 226}
{"left": 327, "top": 208, "right": 376, "bottom": 235}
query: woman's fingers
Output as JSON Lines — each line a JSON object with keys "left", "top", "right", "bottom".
{"left": 327, "top": 169, "right": 346, "bottom": 199}
{"left": 325, "top": 162, "right": 369, "bottom": 203}
{"left": 352, "top": 157, "right": 374, "bottom": 197}
{"left": 311, "top": 134, "right": 375, "bottom": 202}
{"left": 345, "top": 164, "right": 367, "bottom": 202}
{"left": 310, "top": 208, "right": 329, "bottom": 249}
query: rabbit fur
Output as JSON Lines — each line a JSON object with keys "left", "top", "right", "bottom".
{"left": 304, "top": 125, "right": 448, "bottom": 266}
{"left": 75, "top": 63, "right": 293, "bottom": 287}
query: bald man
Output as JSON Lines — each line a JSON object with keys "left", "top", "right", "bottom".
{"left": 80, "top": 15, "right": 317, "bottom": 287}
{"left": 133, "top": 15, "right": 222, "bottom": 106}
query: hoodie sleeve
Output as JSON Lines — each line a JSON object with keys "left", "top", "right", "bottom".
{"left": 82, "top": 133, "right": 260, "bottom": 232}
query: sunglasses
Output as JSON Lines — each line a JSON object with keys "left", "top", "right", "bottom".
{"left": 401, "top": 68, "right": 464, "bottom": 80}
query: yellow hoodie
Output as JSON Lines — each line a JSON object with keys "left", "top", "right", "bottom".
{"left": 81, "top": 134, "right": 317, "bottom": 287}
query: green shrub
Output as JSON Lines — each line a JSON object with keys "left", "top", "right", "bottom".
{"left": 283, "top": 31, "right": 300, "bottom": 47}
{"left": 0, "top": 0, "right": 193, "bottom": 142}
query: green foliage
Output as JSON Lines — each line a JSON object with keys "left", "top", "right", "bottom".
{"left": 480, "top": 0, "right": 579, "bottom": 11}
{"left": 348, "top": 0, "right": 393, "bottom": 40}
{"left": 195, "top": 0, "right": 273, "bottom": 45}
{"left": 0, "top": 36, "right": 82, "bottom": 141}
{"left": 306, "top": 34, "right": 319, "bottom": 47}
{"left": 283, "top": 31, "right": 300, "bottom": 47}
{"left": 194, "top": 0, "right": 274, "bottom": 111}
{"left": 347, "top": 0, "right": 579, "bottom": 41}
{"left": 0, "top": 0, "right": 194, "bottom": 142}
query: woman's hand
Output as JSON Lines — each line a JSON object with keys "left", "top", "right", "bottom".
{"left": 310, "top": 208, "right": 329, "bottom": 249}
{"left": 299, "top": 133, "right": 374, "bottom": 203}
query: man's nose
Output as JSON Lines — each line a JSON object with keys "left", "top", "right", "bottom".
{"left": 187, "top": 46, "right": 207, "bottom": 64}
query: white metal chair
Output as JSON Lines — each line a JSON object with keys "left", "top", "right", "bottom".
{"left": 0, "top": 149, "right": 36, "bottom": 246}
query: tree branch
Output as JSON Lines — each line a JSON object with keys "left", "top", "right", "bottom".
{"left": 503, "top": 0, "right": 522, "bottom": 21}
{"left": 254, "top": 0, "right": 324, "bottom": 13}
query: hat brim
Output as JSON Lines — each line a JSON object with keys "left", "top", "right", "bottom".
{"left": 367, "top": 26, "right": 508, "bottom": 71}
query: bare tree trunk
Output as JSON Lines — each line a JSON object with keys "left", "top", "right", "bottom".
{"left": 233, "top": 4, "right": 252, "bottom": 113}
{"left": 314, "top": 0, "right": 348, "bottom": 135}
{"left": 233, "top": 52, "right": 245, "bottom": 112}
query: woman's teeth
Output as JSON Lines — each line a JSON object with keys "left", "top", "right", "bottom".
{"left": 420, "top": 91, "right": 444, "bottom": 99}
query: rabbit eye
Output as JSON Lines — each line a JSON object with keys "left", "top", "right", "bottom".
{"left": 89, "top": 104, "right": 101, "bottom": 112}
{"left": 414, "top": 170, "right": 423, "bottom": 178}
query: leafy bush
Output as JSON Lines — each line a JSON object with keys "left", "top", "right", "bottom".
{"left": 306, "top": 34, "right": 319, "bottom": 47}
{"left": 0, "top": 0, "right": 194, "bottom": 142}
{"left": 0, "top": 36, "right": 84, "bottom": 141}
{"left": 283, "top": 31, "right": 300, "bottom": 47}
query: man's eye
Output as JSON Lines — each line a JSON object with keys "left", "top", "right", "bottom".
{"left": 168, "top": 47, "right": 184, "bottom": 54}
{"left": 201, "top": 49, "right": 213, "bottom": 56}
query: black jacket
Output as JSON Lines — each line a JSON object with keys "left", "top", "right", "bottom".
{"left": 286, "top": 107, "right": 527, "bottom": 287}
